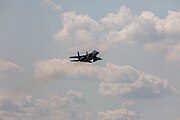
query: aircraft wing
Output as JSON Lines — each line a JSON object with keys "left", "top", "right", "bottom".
{"left": 69, "top": 56, "right": 80, "bottom": 58}
{"left": 69, "top": 55, "right": 86, "bottom": 58}
{"left": 71, "top": 60, "right": 80, "bottom": 62}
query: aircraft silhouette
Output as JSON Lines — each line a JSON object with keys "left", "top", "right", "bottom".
{"left": 69, "top": 50, "right": 102, "bottom": 63}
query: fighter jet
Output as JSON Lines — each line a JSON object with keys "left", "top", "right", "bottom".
{"left": 69, "top": 50, "right": 102, "bottom": 63}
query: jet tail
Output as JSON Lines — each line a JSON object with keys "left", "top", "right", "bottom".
{"left": 77, "top": 51, "right": 80, "bottom": 60}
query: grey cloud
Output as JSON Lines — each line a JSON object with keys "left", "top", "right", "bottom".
{"left": 43, "top": 0, "right": 61, "bottom": 12}
{"left": 34, "top": 59, "right": 176, "bottom": 99}
{"left": 121, "top": 101, "right": 136, "bottom": 110}
{"left": 0, "top": 90, "right": 89, "bottom": 120}
{"left": 98, "top": 72, "right": 176, "bottom": 99}
{"left": 65, "top": 90, "right": 87, "bottom": 104}
{"left": 97, "top": 101, "right": 140, "bottom": 120}
{"left": 166, "top": 43, "right": 180, "bottom": 65}
{"left": 0, "top": 59, "right": 22, "bottom": 79}
{"left": 0, "top": 59, "right": 22, "bottom": 73}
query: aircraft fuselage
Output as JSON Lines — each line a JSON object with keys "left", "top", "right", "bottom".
{"left": 69, "top": 50, "right": 102, "bottom": 63}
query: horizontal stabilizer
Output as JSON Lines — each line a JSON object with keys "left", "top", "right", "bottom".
{"left": 93, "top": 57, "right": 102, "bottom": 62}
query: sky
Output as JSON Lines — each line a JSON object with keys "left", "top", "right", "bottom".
{"left": 0, "top": 0, "right": 180, "bottom": 120}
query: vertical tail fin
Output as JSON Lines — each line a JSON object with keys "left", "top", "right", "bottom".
{"left": 77, "top": 51, "right": 80, "bottom": 60}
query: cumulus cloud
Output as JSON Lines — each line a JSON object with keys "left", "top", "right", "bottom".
{"left": 104, "top": 8, "right": 180, "bottom": 45}
{"left": 34, "top": 59, "right": 71, "bottom": 79}
{"left": 98, "top": 72, "right": 176, "bottom": 98}
{"left": 54, "top": 11, "right": 100, "bottom": 51}
{"left": 93, "top": 63, "right": 175, "bottom": 98}
{"left": 0, "top": 59, "right": 22, "bottom": 79}
{"left": 0, "top": 90, "right": 90, "bottom": 120}
{"left": 100, "top": 6, "right": 133, "bottom": 29}
{"left": 43, "top": 0, "right": 61, "bottom": 12}
{"left": 54, "top": 5, "right": 180, "bottom": 64}
{"left": 97, "top": 101, "right": 140, "bottom": 120}
{"left": 34, "top": 58, "right": 176, "bottom": 99}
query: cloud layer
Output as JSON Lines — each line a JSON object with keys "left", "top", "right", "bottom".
{"left": 0, "top": 90, "right": 142, "bottom": 120}
{"left": 0, "top": 90, "right": 89, "bottom": 120}
{"left": 34, "top": 59, "right": 176, "bottom": 99}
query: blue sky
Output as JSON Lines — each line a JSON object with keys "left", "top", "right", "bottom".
{"left": 0, "top": 0, "right": 180, "bottom": 120}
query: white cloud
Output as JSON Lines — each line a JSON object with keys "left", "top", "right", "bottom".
{"left": 103, "top": 9, "right": 180, "bottom": 48}
{"left": 43, "top": 0, "right": 61, "bottom": 12}
{"left": 102, "top": 7, "right": 180, "bottom": 44}
{"left": 0, "top": 59, "right": 22, "bottom": 79}
{"left": 34, "top": 59, "right": 176, "bottom": 99}
{"left": 54, "top": 6, "right": 180, "bottom": 64}
{"left": 97, "top": 101, "right": 140, "bottom": 120}
{"left": 0, "top": 90, "right": 90, "bottom": 120}
{"left": 100, "top": 6, "right": 133, "bottom": 29}
{"left": 54, "top": 11, "right": 100, "bottom": 51}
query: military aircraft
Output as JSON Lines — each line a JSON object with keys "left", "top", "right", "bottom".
{"left": 69, "top": 50, "right": 102, "bottom": 63}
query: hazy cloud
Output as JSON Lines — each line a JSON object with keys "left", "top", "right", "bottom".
{"left": 166, "top": 43, "right": 180, "bottom": 65}
{"left": 0, "top": 59, "right": 22, "bottom": 79}
{"left": 0, "top": 92, "right": 12, "bottom": 101}
{"left": 0, "top": 91, "right": 141, "bottom": 120}
{"left": 97, "top": 101, "right": 140, "bottom": 120}
{"left": 43, "top": 0, "right": 61, "bottom": 12}
{"left": 0, "top": 90, "right": 89, "bottom": 120}
{"left": 98, "top": 73, "right": 176, "bottom": 98}
{"left": 34, "top": 59, "right": 71, "bottom": 80}
{"left": 34, "top": 59, "right": 176, "bottom": 99}
{"left": 96, "top": 64, "right": 176, "bottom": 98}
{"left": 0, "top": 59, "right": 22, "bottom": 73}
